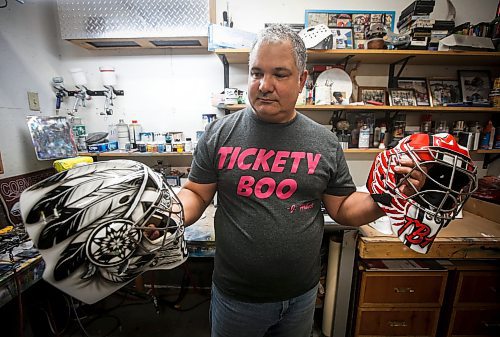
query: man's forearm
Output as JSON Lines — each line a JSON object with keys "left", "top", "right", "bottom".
{"left": 177, "top": 188, "right": 211, "bottom": 226}
{"left": 334, "top": 191, "right": 385, "bottom": 227}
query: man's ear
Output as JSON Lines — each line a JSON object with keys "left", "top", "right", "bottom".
{"left": 299, "top": 70, "right": 308, "bottom": 91}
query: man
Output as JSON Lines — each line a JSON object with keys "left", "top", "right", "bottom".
{"left": 177, "top": 24, "right": 424, "bottom": 337}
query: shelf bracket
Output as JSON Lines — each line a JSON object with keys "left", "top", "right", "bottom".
{"left": 217, "top": 53, "right": 230, "bottom": 89}
{"left": 388, "top": 56, "right": 414, "bottom": 88}
{"left": 483, "top": 153, "right": 500, "bottom": 169}
{"left": 340, "top": 55, "right": 355, "bottom": 69}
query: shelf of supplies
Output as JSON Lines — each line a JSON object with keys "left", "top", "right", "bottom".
{"left": 476, "top": 149, "right": 500, "bottom": 154}
{"left": 221, "top": 104, "right": 500, "bottom": 113}
{"left": 215, "top": 49, "right": 500, "bottom": 66}
{"left": 344, "top": 149, "right": 382, "bottom": 153}
{"left": 79, "top": 151, "right": 193, "bottom": 157}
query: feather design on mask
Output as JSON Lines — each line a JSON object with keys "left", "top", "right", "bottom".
{"left": 25, "top": 166, "right": 141, "bottom": 225}
{"left": 36, "top": 177, "right": 143, "bottom": 249}
{"left": 53, "top": 240, "right": 88, "bottom": 281}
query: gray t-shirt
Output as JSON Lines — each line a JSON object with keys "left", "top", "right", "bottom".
{"left": 189, "top": 107, "right": 355, "bottom": 302}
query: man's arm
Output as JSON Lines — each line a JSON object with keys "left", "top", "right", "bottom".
{"left": 323, "top": 158, "right": 427, "bottom": 227}
{"left": 177, "top": 179, "right": 217, "bottom": 226}
{"left": 322, "top": 192, "right": 384, "bottom": 227}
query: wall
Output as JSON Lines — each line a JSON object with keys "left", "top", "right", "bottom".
{"left": 0, "top": 0, "right": 499, "bottom": 185}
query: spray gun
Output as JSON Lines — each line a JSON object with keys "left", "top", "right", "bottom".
{"left": 52, "top": 77, "right": 67, "bottom": 111}
{"left": 69, "top": 68, "right": 91, "bottom": 116}
{"left": 99, "top": 67, "right": 124, "bottom": 115}
{"left": 71, "top": 85, "right": 90, "bottom": 116}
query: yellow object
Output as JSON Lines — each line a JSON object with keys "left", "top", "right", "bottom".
{"left": 0, "top": 226, "right": 13, "bottom": 234}
{"left": 53, "top": 156, "right": 94, "bottom": 172}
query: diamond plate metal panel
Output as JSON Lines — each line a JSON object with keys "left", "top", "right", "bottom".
{"left": 57, "top": 0, "right": 211, "bottom": 39}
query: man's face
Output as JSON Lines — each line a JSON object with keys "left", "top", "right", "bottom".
{"left": 248, "top": 41, "right": 307, "bottom": 123}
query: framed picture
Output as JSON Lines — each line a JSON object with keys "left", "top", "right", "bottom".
{"left": 428, "top": 78, "right": 461, "bottom": 106}
{"left": 397, "top": 77, "right": 431, "bottom": 106}
{"left": 358, "top": 86, "right": 387, "bottom": 105}
{"left": 305, "top": 10, "right": 396, "bottom": 49}
{"left": 458, "top": 70, "right": 491, "bottom": 104}
{"left": 331, "top": 27, "right": 354, "bottom": 49}
{"left": 389, "top": 88, "right": 417, "bottom": 106}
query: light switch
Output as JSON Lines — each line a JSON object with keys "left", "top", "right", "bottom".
{"left": 28, "top": 91, "right": 40, "bottom": 111}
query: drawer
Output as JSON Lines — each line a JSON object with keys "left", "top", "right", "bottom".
{"left": 358, "top": 271, "right": 447, "bottom": 307}
{"left": 355, "top": 307, "right": 439, "bottom": 337}
{"left": 448, "top": 308, "right": 500, "bottom": 337}
{"left": 455, "top": 271, "right": 500, "bottom": 306}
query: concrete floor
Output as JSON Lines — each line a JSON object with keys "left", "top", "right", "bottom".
{"left": 3, "top": 257, "right": 324, "bottom": 336}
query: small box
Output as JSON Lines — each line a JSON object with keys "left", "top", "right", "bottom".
{"left": 87, "top": 141, "right": 118, "bottom": 153}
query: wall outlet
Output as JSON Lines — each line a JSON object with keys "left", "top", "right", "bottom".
{"left": 28, "top": 91, "right": 40, "bottom": 111}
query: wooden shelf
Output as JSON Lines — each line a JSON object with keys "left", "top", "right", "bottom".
{"left": 221, "top": 104, "right": 500, "bottom": 113}
{"left": 79, "top": 151, "right": 193, "bottom": 157}
{"left": 215, "top": 48, "right": 500, "bottom": 66}
{"left": 476, "top": 149, "right": 500, "bottom": 154}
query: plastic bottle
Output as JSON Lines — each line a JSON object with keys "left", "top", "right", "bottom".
{"left": 165, "top": 134, "right": 173, "bottom": 152}
{"left": 480, "top": 120, "right": 493, "bottom": 149}
{"left": 116, "top": 119, "right": 129, "bottom": 150}
{"left": 185, "top": 137, "right": 193, "bottom": 152}
{"left": 359, "top": 124, "right": 370, "bottom": 148}
{"left": 378, "top": 126, "right": 387, "bottom": 149}
{"left": 373, "top": 126, "right": 381, "bottom": 148}
{"left": 128, "top": 120, "right": 142, "bottom": 149}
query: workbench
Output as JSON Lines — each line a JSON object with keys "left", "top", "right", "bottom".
{"left": 358, "top": 202, "right": 500, "bottom": 260}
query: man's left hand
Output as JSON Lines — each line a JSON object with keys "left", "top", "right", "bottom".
{"left": 394, "top": 158, "right": 427, "bottom": 196}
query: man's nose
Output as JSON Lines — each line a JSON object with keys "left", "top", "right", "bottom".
{"left": 259, "top": 74, "right": 274, "bottom": 93}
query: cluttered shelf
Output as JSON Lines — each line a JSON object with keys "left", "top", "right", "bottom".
{"left": 221, "top": 104, "right": 500, "bottom": 113}
{"left": 215, "top": 48, "right": 500, "bottom": 66}
{"left": 78, "top": 151, "right": 194, "bottom": 157}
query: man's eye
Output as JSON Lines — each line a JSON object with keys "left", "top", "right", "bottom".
{"left": 275, "top": 73, "right": 288, "bottom": 79}
{"left": 251, "top": 72, "right": 263, "bottom": 78}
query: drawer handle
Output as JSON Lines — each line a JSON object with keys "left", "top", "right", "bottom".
{"left": 481, "top": 321, "right": 500, "bottom": 328}
{"left": 394, "top": 287, "right": 415, "bottom": 293}
{"left": 389, "top": 320, "right": 407, "bottom": 327}
{"left": 489, "top": 286, "right": 497, "bottom": 293}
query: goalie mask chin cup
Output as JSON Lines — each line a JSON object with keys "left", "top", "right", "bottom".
{"left": 367, "top": 133, "right": 477, "bottom": 254}
{"left": 20, "top": 160, "right": 187, "bottom": 304}
{"left": 298, "top": 24, "right": 334, "bottom": 49}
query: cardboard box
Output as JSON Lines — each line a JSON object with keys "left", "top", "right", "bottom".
{"left": 438, "top": 34, "right": 495, "bottom": 51}
{"left": 87, "top": 141, "right": 118, "bottom": 153}
{"left": 464, "top": 197, "right": 500, "bottom": 223}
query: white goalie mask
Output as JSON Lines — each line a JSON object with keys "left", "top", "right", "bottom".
{"left": 20, "top": 160, "right": 187, "bottom": 304}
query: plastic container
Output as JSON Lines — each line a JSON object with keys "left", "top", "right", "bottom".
{"left": 70, "top": 68, "right": 87, "bottom": 86}
{"left": 359, "top": 124, "right": 370, "bottom": 148}
{"left": 99, "top": 66, "right": 117, "bottom": 86}
{"left": 116, "top": 119, "right": 129, "bottom": 150}
{"left": 185, "top": 138, "right": 193, "bottom": 152}
{"left": 128, "top": 120, "right": 142, "bottom": 149}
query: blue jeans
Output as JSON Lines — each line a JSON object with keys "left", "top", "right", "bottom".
{"left": 210, "top": 283, "right": 318, "bottom": 337}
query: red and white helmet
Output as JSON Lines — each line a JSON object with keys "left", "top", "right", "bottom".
{"left": 20, "top": 160, "right": 187, "bottom": 304}
{"left": 367, "top": 133, "right": 477, "bottom": 254}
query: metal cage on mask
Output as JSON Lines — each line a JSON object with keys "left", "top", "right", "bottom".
{"left": 367, "top": 133, "right": 478, "bottom": 254}
{"left": 20, "top": 160, "right": 187, "bottom": 304}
